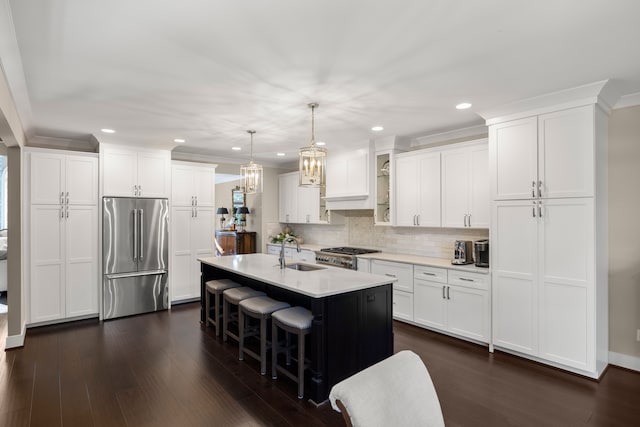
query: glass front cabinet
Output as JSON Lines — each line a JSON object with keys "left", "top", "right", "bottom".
{"left": 375, "top": 151, "right": 392, "bottom": 225}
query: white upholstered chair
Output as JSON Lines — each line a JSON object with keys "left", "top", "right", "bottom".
{"left": 329, "top": 350, "right": 445, "bottom": 427}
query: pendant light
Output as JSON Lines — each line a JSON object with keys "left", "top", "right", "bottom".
{"left": 240, "top": 130, "right": 263, "bottom": 194}
{"left": 299, "top": 102, "right": 327, "bottom": 187}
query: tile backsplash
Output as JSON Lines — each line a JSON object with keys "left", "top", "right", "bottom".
{"left": 278, "top": 212, "right": 489, "bottom": 259}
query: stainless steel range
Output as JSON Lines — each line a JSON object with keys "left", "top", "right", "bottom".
{"left": 315, "top": 247, "right": 380, "bottom": 270}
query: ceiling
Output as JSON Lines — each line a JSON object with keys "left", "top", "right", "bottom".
{"left": 4, "top": 0, "right": 640, "bottom": 166}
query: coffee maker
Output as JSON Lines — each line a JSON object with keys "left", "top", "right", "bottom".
{"left": 474, "top": 239, "right": 489, "bottom": 268}
{"left": 452, "top": 240, "right": 474, "bottom": 265}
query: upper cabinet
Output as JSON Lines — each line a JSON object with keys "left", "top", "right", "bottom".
{"left": 278, "top": 171, "right": 337, "bottom": 224}
{"left": 395, "top": 151, "right": 441, "bottom": 227}
{"left": 489, "top": 105, "right": 595, "bottom": 201}
{"left": 374, "top": 151, "right": 391, "bottom": 225}
{"left": 441, "top": 141, "right": 489, "bottom": 228}
{"left": 279, "top": 172, "right": 299, "bottom": 223}
{"left": 171, "top": 161, "right": 216, "bottom": 207}
{"left": 101, "top": 144, "right": 171, "bottom": 197}
{"left": 31, "top": 152, "right": 98, "bottom": 206}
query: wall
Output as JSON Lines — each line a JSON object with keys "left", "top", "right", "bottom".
{"left": 608, "top": 104, "right": 640, "bottom": 359}
{"left": 7, "top": 145, "right": 21, "bottom": 337}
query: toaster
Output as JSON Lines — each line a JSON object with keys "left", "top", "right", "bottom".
{"left": 452, "top": 240, "right": 474, "bottom": 265}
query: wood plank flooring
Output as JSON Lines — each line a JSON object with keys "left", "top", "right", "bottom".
{"left": 1, "top": 303, "right": 639, "bottom": 426}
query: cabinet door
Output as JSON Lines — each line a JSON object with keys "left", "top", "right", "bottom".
{"left": 102, "top": 149, "right": 137, "bottom": 196}
{"left": 278, "top": 173, "right": 298, "bottom": 223}
{"left": 192, "top": 208, "right": 214, "bottom": 297}
{"left": 538, "top": 105, "right": 594, "bottom": 199}
{"left": 171, "top": 164, "right": 194, "bottom": 207}
{"left": 447, "top": 285, "right": 490, "bottom": 342}
{"left": 66, "top": 156, "right": 98, "bottom": 206}
{"left": 297, "top": 187, "right": 320, "bottom": 223}
{"left": 326, "top": 150, "right": 369, "bottom": 198}
{"left": 491, "top": 200, "right": 538, "bottom": 355}
{"left": 469, "top": 144, "right": 489, "bottom": 228}
{"left": 413, "top": 279, "right": 446, "bottom": 330}
{"left": 392, "top": 290, "right": 413, "bottom": 321}
{"left": 65, "top": 205, "right": 98, "bottom": 317}
{"left": 538, "top": 198, "right": 594, "bottom": 370}
{"left": 30, "top": 153, "right": 64, "bottom": 205}
{"left": 394, "top": 155, "right": 419, "bottom": 226}
{"left": 137, "top": 151, "right": 170, "bottom": 197}
{"left": 489, "top": 117, "right": 538, "bottom": 200}
{"left": 171, "top": 207, "right": 194, "bottom": 302}
{"left": 194, "top": 167, "right": 215, "bottom": 207}
{"left": 417, "top": 152, "right": 441, "bottom": 227}
{"left": 371, "top": 260, "right": 413, "bottom": 293}
{"left": 266, "top": 244, "right": 280, "bottom": 256}
{"left": 441, "top": 149, "right": 468, "bottom": 228}
{"left": 30, "top": 205, "right": 65, "bottom": 322}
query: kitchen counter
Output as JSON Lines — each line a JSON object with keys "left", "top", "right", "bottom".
{"left": 357, "top": 251, "right": 490, "bottom": 274}
{"left": 198, "top": 253, "right": 397, "bottom": 298}
{"left": 198, "top": 253, "right": 394, "bottom": 403}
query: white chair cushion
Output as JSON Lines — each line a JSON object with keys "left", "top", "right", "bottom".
{"left": 239, "top": 296, "right": 290, "bottom": 315}
{"left": 329, "top": 350, "right": 445, "bottom": 427}
{"left": 272, "top": 306, "right": 313, "bottom": 330}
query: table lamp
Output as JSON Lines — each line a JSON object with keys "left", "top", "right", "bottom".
{"left": 216, "top": 207, "right": 229, "bottom": 229}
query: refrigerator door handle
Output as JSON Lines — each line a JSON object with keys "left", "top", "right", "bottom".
{"left": 105, "top": 270, "right": 167, "bottom": 280}
{"left": 139, "top": 209, "right": 144, "bottom": 260}
{"left": 133, "top": 208, "right": 138, "bottom": 260}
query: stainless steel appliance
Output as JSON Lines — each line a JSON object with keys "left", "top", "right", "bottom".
{"left": 315, "top": 247, "right": 380, "bottom": 270}
{"left": 452, "top": 240, "right": 474, "bottom": 265}
{"left": 103, "top": 197, "right": 169, "bottom": 319}
{"left": 474, "top": 239, "right": 489, "bottom": 268}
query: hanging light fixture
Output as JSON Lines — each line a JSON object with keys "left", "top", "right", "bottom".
{"left": 299, "top": 102, "right": 327, "bottom": 187}
{"left": 240, "top": 130, "right": 263, "bottom": 194}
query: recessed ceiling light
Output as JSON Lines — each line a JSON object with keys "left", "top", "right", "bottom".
{"left": 371, "top": 126, "right": 384, "bottom": 132}
{"left": 315, "top": 141, "right": 326, "bottom": 146}
{"left": 174, "top": 138, "right": 185, "bottom": 143}
{"left": 456, "top": 102, "right": 472, "bottom": 110}
{"left": 276, "top": 152, "right": 286, "bottom": 157}
{"left": 232, "top": 147, "right": 242, "bottom": 151}
{"left": 101, "top": 128, "right": 115, "bottom": 134}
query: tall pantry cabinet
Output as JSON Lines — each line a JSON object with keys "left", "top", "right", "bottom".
{"left": 488, "top": 101, "right": 608, "bottom": 378}
{"left": 27, "top": 149, "right": 99, "bottom": 323}
{"left": 170, "top": 161, "right": 216, "bottom": 302}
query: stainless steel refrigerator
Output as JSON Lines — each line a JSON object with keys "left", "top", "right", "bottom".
{"left": 102, "top": 197, "right": 169, "bottom": 319}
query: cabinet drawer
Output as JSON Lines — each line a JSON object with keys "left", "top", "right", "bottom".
{"left": 448, "top": 270, "right": 489, "bottom": 290}
{"left": 371, "top": 260, "right": 414, "bottom": 293}
{"left": 296, "top": 250, "right": 316, "bottom": 264}
{"left": 392, "top": 290, "right": 413, "bottom": 321}
{"left": 414, "top": 265, "right": 447, "bottom": 283}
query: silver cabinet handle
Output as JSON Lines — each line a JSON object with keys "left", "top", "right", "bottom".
{"left": 191, "top": 196, "right": 194, "bottom": 206}
{"left": 442, "top": 286, "right": 446, "bottom": 299}
{"left": 446, "top": 286, "right": 450, "bottom": 300}
{"left": 533, "top": 201, "right": 536, "bottom": 218}
{"left": 532, "top": 181, "right": 536, "bottom": 198}
{"left": 459, "top": 277, "right": 474, "bottom": 282}
{"left": 385, "top": 273, "right": 396, "bottom": 277}
{"left": 133, "top": 209, "right": 138, "bottom": 260}
{"left": 422, "top": 272, "right": 436, "bottom": 276}
{"left": 66, "top": 191, "right": 69, "bottom": 205}
{"left": 417, "top": 214, "right": 420, "bottom": 226}
{"left": 468, "top": 214, "right": 471, "bottom": 227}
{"left": 195, "top": 208, "right": 198, "bottom": 218}
{"left": 538, "top": 200, "right": 543, "bottom": 217}
{"left": 538, "top": 180, "right": 542, "bottom": 198}
{"left": 194, "top": 196, "right": 197, "bottom": 206}
{"left": 60, "top": 207, "right": 64, "bottom": 218}
{"left": 138, "top": 185, "right": 142, "bottom": 196}
{"left": 66, "top": 206, "right": 68, "bottom": 218}
{"left": 60, "top": 191, "right": 64, "bottom": 205}
{"left": 412, "top": 215, "right": 416, "bottom": 226}
{"left": 139, "top": 209, "right": 144, "bottom": 259}
{"left": 306, "top": 214, "right": 310, "bottom": 223}
{"left": 134, "top": 185, "right": 138, "bottom": 196}
{"left": 191, "top": 207, "right": 194, "bottom": 218}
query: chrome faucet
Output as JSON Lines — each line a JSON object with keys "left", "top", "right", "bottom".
{"left": 279, "top": 237, "right": 301, "bottom": 269}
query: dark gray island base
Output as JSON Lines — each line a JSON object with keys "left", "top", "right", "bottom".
{"left": 200, "top": 259, "right": 394, "bottom": 403}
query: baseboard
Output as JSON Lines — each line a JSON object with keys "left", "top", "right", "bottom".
{"left": 5, "top": 322, "right": 26, "bottom": 349}
{"left": 609, "top": 351, "right": 640, "bottom": 372}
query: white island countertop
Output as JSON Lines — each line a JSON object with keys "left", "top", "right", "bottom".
{"left": 198, "top": 253, "right": 398, "bottom": 298}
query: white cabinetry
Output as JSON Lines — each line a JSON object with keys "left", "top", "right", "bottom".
{"left": 101, "top": 144, "right": 171, "bottom": 197}
{"left": 170, "top": 162, "right": 216, "bottom": 302}
{"left": 489, "top": 100, "right": 608, "bottom": 377}
{"left": 371, "top": 259, "right": 413, "bottom": 321}
{"left": 28, "top": 150, "right": 98, "bottom": 323}
{"left": 441, "top": 141, "right": 489, "bottom": 228}
{"left": 395, "top": 151, "right": 441, "bottom": 227}
{"left": 414, "top": 266, "right": 490, "bottom": 343}
{"left": 278, "top": 172, "right": 324, "bottom": 224}
{"left": 325, "top": 148, "right": 370, "bottom": 200}
{"left": 265, "top": 244, "right": 317, "bottom": 264}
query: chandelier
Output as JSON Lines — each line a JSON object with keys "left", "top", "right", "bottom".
{"left": 299, "top": 102, "right": 327, "bottom": 187}
{"left": 240, "top": 130, "right": 263, "bottom": 194}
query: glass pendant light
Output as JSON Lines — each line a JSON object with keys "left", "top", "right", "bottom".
{"left": 299, "top": 103, "right": 327, "bottom": 187}
{"left": 240, "top": 130, "right": 263, "bottom": 194}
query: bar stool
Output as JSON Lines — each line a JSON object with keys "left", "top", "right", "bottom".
{"left": 205, "top": 279, "right": 241, "bottom": 336}
{"left": 271, "top": 306, "right": 313, "bottom": 399}
{"left": 222, "top": 287, "right": 265, "bottom": 343}
{"left": 238, "top": 296, "right": 290, "bottom": 375}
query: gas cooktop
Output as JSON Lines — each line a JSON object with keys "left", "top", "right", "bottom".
{"left": 320, "top": 247, "right": 380, "bottom": 255}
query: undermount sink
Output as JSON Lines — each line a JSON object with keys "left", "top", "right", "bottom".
{"left": 285, "top": 263, "right": 327, "bottom": 272}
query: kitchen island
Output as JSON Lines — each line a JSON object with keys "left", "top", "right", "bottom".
{"left": 199, "top": 253, "right": 396, "bottom": 403}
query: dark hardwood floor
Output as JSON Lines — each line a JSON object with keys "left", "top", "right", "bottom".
{"left": 1, "top": 303, "right": 639, "bottom": 426}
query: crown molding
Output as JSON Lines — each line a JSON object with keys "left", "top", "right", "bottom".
{"left": 614, "top": 91, "right": 640, "bottom": 109}
{"left": 410, "top": 124, "right": 487, "bottom": 148}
